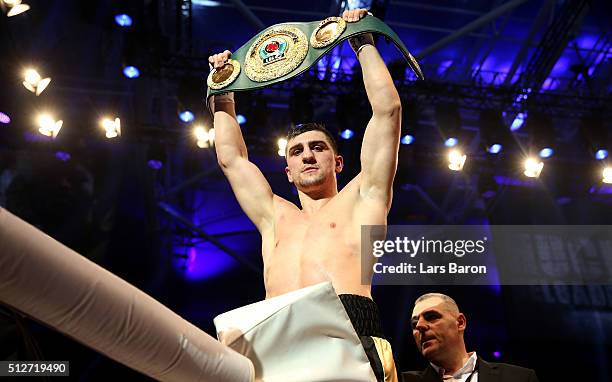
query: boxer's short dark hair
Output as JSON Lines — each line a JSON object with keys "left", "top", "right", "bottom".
{"left": 286, "top": 123, "right": 338, "bottom": 155}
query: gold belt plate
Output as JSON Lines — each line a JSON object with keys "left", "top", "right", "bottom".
{"left": 244, "top": 26, "right": 308, "bottom": 82}
{"left": 207, "top": 59, "right": 241, "bottom": 90}
{"left": 310, "top": 17, "right": 346, "bottom": 48}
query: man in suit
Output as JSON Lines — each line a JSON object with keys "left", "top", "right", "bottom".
{"left": 402, "top": 293, "right": 539, "bottom": 382}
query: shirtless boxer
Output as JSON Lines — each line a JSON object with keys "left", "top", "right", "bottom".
{"left": 210, "top": 8, "right": 401, "bottom": 381}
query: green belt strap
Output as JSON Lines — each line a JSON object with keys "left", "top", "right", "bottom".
{"left": 206, "top": 14, "right": 423, "bottom": 111}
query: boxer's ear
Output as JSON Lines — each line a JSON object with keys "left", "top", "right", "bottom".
{"left": 335, "top": 155, "right": 344, "bottom": 173}
{"left": 285, "top": 166, "right": 294, "bottom": 183}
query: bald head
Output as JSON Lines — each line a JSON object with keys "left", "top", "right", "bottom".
{"left": 414, "top": 293, "right": 460, "bottom": 314}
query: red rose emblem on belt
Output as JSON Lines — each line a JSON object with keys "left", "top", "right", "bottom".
{"left": 265, "top": 41, "right": 280, "bottom": 53}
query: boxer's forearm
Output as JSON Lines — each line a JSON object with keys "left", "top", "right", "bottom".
{"left": 212, "top": 94, "right": 249, "bottom": 166}
{"left": 356, "top": 44, "right": 401, "bottom": 116}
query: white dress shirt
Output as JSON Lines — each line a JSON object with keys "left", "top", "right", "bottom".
{"left": 431, "top": 352, "right": 478, "bottom": 382}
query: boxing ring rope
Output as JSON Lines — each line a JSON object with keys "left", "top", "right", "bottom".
{"left": 0, "top": 207, "right": 254, "bottom": 381}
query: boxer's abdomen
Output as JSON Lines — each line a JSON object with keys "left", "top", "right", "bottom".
{"left": 264, "top": 205, "right": 372, "bottom": 298}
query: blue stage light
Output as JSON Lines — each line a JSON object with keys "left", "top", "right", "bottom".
{"left": 595, "top": 149, "right": 608, "bottom": 160}
{"left": 147, "top": 160, "right": 163, "bottom": 170}
{"left": 114, "top": 14, "right": 133, "bottom": 27}
{"left": 123, "top": 66, "right": 140, "bottom": 79}
{"left": 179, "top": 110, "right": 195, "bottom": 123}
{"left": 192, "top": 0, "right": 222, "bottom": 6}
{"left": 444, "top": 137, "right": 458, "bottom": 147}
{"left": 340, "top": 129, "right": 354, "bottom": 139}
{"left": 539, "top": 147, "right": 554, "bottom": 158}
{"left": 55, "top": 151, "right": 71, "bottom": 162}
{"left": 236, "top": 114, "right": 247, "bottom": 125}
{"left": 488, "top": 144, "right": 502, "bottom": 154}
{"left": 510, "top": 112, "right": 526, "bottom": 131}
{"left": 401, "top": 134, "right": 414, "bottom": 145}
{"left": 0, "top": 112, "right": 10, "bottom": 124}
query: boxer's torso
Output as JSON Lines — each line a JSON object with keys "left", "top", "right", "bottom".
{"left": 261, "top": 174, "right": 387, "bottom": 299}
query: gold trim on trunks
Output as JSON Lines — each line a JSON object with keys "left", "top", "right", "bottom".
{"left": 310, "top": 17, "right": 346, "bottom": 48}
{"left": 244, "top": 25, "right": 308, "bottom": 82}
{"left": 207, "top": 59, "right": 241, "bottom": 90}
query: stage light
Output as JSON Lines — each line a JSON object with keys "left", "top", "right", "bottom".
{"left": 595, "top": 149, "right": 608, "bottom": 160}
{"left": 236, "top": 114, "right": 247, "bottom": 125}
{"left": 277, "top": 138, "right": 287, "bottom": 157}
{"left": 510, "top": 112, "right": 526, "bottom": 131}
{"left": 37, "top": 114, "right": 62, "bottom": 139}
{"left": 194, "top": 126, "right": 214, "bottom": 148}
{"left": 100, "top": 117, "right": 121, "bottom": 138}
{"left": 401, "top": 134, "right": 414, "bottom": 145}
{"left": 123, "top": 66, "right": 140, "bottom": 78}
{"left": 147, "top": 160, "right": 163, "bottom": 170}
{"left": 24, "top": 68, "right": 40, "bottom": 83}
{"left": 340, "top": 129, "right": 354, "bottom": 140}
{"left": 538, "top": 147, "right": 554, "bottom": 158}
{"left": 0, "top": 111, "right": 10, "bottom": 124}
{"left": 603, "top": 167, "right": 612, "bottom": 184}
{"left": 192, "top": 0, "right": 221, "bottom": 6}
{"left": 493, "top": 351, "right": 501, "bottom": 359}
{"left": 580, "top": 114, "right": 608, "bottom": 163}
{"left": 4, "top": 0, "right": 30, "bottom": 17}
{"left": 523, "top": 157, "right": 544, "bottom": 178}
{"left": 179, "top": 110, "right": 194, "bottom": 123}
{"left": 114, "top": 14, "right": 132, "bottom": 27}
{"left": 447, "top": 149, "right": 466, "bottom": 171}
{"left": 194, "top": 126, "right": 208, "bottom": 146}
{"left": 479, "top": 109, "right": 510, "bottom": 155}
{"left": 487, "top": 144, "right": 503, "bottom": 154}
{"left": 55, "top": 151, "right": 71, "bottom": 162}
{"left": 444, "top": 137, "right": 458, "bottom": 147}
{"left": 526, "top": 113, "right": 555, "bottom": 158}
{"left": 23, "top": 68, "right": 51, "bottom": 96}
{"left": 435, "top": 103, "right": 462, "bottom": 148}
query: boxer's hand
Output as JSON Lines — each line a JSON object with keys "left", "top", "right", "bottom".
{"left": 342, "top": 8, "right": 369, "bottom": 22}
{"left": 344, "top": 9, "right": 375, "bottom": 55}
{"left": 208, "top": 50, "right": 232, "bottom": 69}
{"left": 207, "top": 50, "right": 235, "bottom": 110}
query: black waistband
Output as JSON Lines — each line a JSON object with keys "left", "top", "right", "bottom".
{"left": 338, "top": 294, "right": 385, "bottom": 339}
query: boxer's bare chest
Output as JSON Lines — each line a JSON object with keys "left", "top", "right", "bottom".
{"left": 261, "top": 180, "right": 385, "bottom": 298}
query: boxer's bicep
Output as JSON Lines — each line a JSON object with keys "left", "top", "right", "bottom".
{"left": 214, "top": 106, "right": 274, "bottom": 232}
{"left": 359, "top": 111, "right": 400, "bottom": 208}
{"left": 222, "top": 157, "right": 275, "bottom": 232}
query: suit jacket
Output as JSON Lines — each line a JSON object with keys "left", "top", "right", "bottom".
{"left": 402, "top": 356, "right": 539, "bottom": 382}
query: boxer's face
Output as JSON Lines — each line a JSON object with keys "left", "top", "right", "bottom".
{"left": 411, "top": 297, "right": 466, "bottom": 363}
{"left": 285, "top": 130, "right": 343, "bottom": 191}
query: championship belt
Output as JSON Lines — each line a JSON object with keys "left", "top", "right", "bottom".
{"left": 206, "top": 14, "right": 423, "bottom": 110}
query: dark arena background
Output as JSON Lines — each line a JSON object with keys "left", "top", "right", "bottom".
{"left": 0, "top": 0, "right": 611, "bottom": 381}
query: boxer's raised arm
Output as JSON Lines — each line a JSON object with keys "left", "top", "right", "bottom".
{"left": 210, "top": 52, "right": 274, "bottom": 233}
{"left": 345, "top": 11, "right": 401, "bottom": 210}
